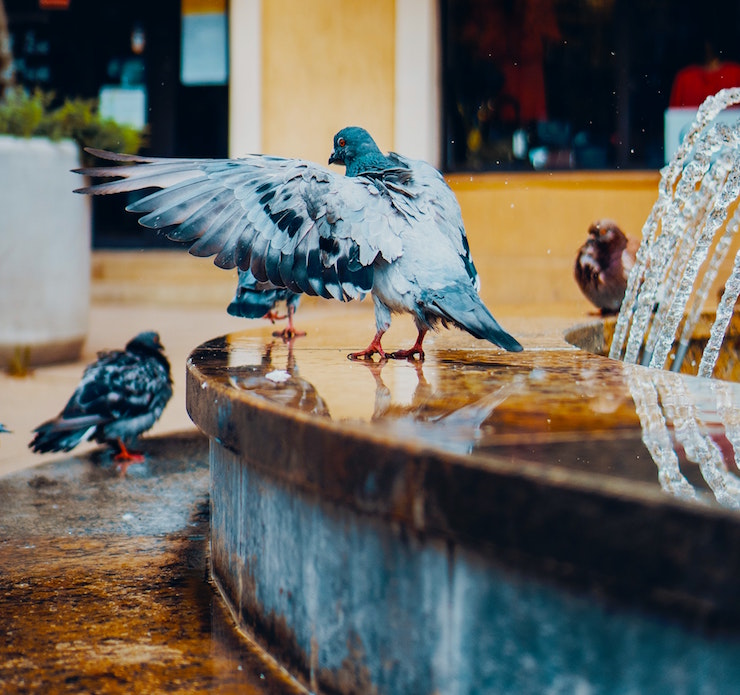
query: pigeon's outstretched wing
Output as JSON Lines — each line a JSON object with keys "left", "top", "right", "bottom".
{"left": 76, "top": 149, "right": 408, "bottom": 302}
{"left": 75, "top": 126, "right": 522, "bottom": 361}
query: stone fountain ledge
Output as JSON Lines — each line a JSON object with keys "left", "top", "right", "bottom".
{"left": 187, "top": 305, "right": 740, "bottom": 695}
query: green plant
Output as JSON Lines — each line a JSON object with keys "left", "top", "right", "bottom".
{"left": 0, "top": 87, "right": 144, "bottom": 160}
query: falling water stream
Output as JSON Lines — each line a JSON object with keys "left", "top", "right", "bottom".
{"left": 610, "top": 87, "right": 740, "bottom": 378}
{"left": 602, "top": 88, "right": 740, "bottom": 510}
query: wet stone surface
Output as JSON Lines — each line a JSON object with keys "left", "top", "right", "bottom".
{"left": 188, "top": 324, "right": 740, "bottom": 513}
{"left": 186, "top": 315, "right": 740, "bottom": 628}
{"left": 0, "top": 432, "right": 304, "bottom": 695}
{"left": 186, "top": 312, "right": 740, "bottom": 693}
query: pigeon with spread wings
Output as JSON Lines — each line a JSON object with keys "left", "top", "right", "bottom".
{"left": 76, "top": 127, "right": 522, "bottom": 360}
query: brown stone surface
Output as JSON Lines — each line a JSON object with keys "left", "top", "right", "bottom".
{"left": 0, "top": 432, "right": 305, "bottom": 695}
{"left": 186, "top": 311, "right": 740, "bottom": 625}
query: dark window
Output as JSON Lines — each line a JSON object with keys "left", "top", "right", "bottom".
{"left": 442, "top": 0, "right": 740, "bottom": 172}
{"left": 5, "top": 0, "right": 228, "bottom": 247}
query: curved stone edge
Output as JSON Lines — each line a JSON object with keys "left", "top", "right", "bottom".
{"left": 186, "top": 337, "right": 740, "bottom": 620}
{"left": 205, "top": 439, "right": 740, "bottom": 694}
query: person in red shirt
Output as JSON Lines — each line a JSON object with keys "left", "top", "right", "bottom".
{"left": 670, "top": 40, "right": 740, "bottom": 107}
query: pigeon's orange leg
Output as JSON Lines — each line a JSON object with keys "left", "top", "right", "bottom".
{"left": 263, "top": 309, "right": 287, "bottom": 323}
{"left": 114, "top": 439, "right": 145, "bottom": 475}
{"left": 388, "top": 328, "right": 427, "bottom": 361}
{"left": 273, "top": 304, "right": 306, "bottom": 340}
{"left": 348, "top": 330, "right": 387, "bottom": 361}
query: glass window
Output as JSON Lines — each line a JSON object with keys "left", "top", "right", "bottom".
{"left": 4, "top": 0, "right": 228, "bottom": 248}
{"left": 442, "top": 0, "right": 740, "bottom": 172}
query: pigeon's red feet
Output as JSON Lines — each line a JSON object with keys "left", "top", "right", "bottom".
{"left": 271, "top": 304, "right": 305, "bottom": 340}
{"left": 263, "top": 309, "right": 287, "bottom": 324}
{"left": 388, "top": 329, "right": 427, "bottom": 361}
{"left": 348, "top": 331, "right": 387, "bottom": 361}
{"left": 388, "top": 346, "right": 425, "bottom": 361}
{"left": 114, "top": 439, "right": 145, "bottom": 475}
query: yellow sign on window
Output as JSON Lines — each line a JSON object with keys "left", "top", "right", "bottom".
{"left": 182, "top": 0, "right": 226, "bottom": 15}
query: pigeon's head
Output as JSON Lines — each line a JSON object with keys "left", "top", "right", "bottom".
{"left": 126, "top": 331, "right": 166, "bottom": 355}
{"left": 329, "top": 127, "right": 380, "bottom": 167}
{"left": 587, "top": 219, "right": 626, "bottom": 249}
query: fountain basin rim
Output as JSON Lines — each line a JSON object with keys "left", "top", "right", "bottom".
{"left": 187, "top": 329, "right": 740, "bottom": 626}
{"left": 186, "top": 334, "right": 740, "bottom": 550}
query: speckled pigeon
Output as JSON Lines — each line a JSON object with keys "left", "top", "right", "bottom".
{"left": 227, "top": 267, "right": 304, "bottom": 339}
{"left": 76, "top": 127, "right": 523, "bottom": 360}
{"left": 29, "top": 331, "right": 172, "bottom": 469}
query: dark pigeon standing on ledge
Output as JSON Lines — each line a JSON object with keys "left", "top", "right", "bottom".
{"left": 29, "top": 331, "right": 172, "bottom": 471}
{"left": 227, "top": 267, "right": 304, "bottom": 339}
{"left": 75, "top": 126, "right": 523, "bottom": 360}
{"left": 574, "top": 219, "right": 640, "bottom": 315}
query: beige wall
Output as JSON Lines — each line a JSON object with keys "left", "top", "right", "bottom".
{"left": 260, "top": 0, "right": 396, "bottom": 164}
{"left": 448, "top": 172, "right": 661, "bottom": 309}
{"left": 222, "top": 1, "right": 666, "bottom": 314}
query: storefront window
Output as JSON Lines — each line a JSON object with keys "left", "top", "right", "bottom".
{"left": 5, "top": 0, "right": 228, "bottom": 247}
{"left": 442, "top": 0, "right": 740, "bottom": 172}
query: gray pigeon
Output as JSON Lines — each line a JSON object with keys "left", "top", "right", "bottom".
{"left": 76, "top": 127, "right": 523, "bottom": 360}
{"left": 227, "top": 267, "right": 304, "bottom": 339}
{"left": 0, "top": 424, "right": 10, "bottom": 434}
{"left": 29, "top": 331, "right": 172, "bottom": 469}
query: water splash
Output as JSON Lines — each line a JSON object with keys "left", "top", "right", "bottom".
{"left": 628, "top": 367, "right": 740, "bottom": 509}
{"left": 610, "top": 88, "right": 740, "bottom": 379}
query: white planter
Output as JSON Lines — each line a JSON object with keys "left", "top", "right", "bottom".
{"left": 0, "top": 136, "right": 90, "bottom": 367}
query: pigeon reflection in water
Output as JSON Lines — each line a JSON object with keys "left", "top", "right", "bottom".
{"left": 226, "top": 342, "right": 330, "bottom": 418}
{"left": 358, "top": 360, "right": 515, "bottom": 456}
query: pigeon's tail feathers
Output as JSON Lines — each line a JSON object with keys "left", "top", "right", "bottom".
{"left": 431, "top": 286, "right": 523, "bottom": 352}
{"left": 29, "top": 418, "right": 99, "bottom": 454}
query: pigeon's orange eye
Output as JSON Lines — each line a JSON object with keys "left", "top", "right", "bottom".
{"left": 338, "top": 138, "right": 346, "bottom": 147}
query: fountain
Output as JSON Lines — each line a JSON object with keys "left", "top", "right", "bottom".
{"left": 185, "top": 90, "right": 740, "bottom": 693}
{"left": 610, "top": 87, "right": 740, "bottom": 378}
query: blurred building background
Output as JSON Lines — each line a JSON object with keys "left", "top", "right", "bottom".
{"left": 3, "top": 0, "right": 738, "bottom": 307}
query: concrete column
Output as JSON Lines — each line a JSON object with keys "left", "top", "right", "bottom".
{"left": 228, "top": 0, "right": 262, "bottom": 157}
{"left": 394, "top": 0, "right": 441, "bottom": 166}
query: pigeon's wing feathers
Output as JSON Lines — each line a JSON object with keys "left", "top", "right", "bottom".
{"left": 393, "top": 155, "right": 480, "bottom": 290}
{"left": 81, "top": 152, "right": 407, "bottom": 301}
{"left": 57, "top": 350, "right": 169, "bottom": 429}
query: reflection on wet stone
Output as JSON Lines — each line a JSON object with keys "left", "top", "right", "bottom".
{"left": 190, "top": 332, "right": 740, "bottom": 511}
{"left": 188, "top": 321, "right": 740, "bottom": 693}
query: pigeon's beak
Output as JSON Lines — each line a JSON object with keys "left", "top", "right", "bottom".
{"left": 328, "top": 150, "right": 343, "bottom": 166}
